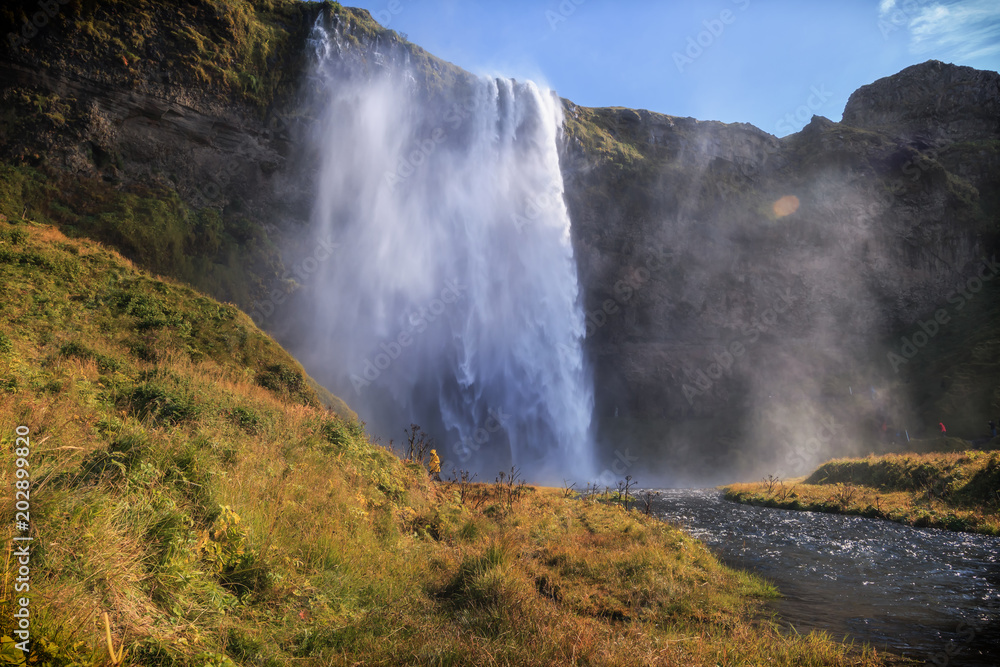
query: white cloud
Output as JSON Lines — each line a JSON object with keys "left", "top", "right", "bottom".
{"left": 891, "top": 0, "right": 1000, "bottom": 60}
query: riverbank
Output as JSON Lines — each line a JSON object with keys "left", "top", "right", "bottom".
{"left": 0, "top": 219, "right": 901, "bottom": 666}
{"left": 723, "top": 450, "right": 1000, "bottom": 535}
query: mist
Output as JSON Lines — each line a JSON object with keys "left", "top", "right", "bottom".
{"left": 561, "top": 103, "right": 992, "bottom": 488}
{"left": 282, "top": 20, "right": 594, "bottom": 483}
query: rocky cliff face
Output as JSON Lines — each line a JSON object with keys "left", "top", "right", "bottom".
{"left": 2, "top": 2, "right": 997, "bottom": 484}
{"left": 842, "top": 60, "right": 1000, "bottom": 144}
{"left": 561, "top": 62, "right": 999, "bottom": 482}
{"left": 0, "top": 0, "right": 471, "bottom": 305}
{"left": 0, "top": 0, "right": 366, "bottom": 304}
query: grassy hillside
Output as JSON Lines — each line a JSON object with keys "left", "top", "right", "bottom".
{"left": 724, "top": 450, "right": 1000, "bottom": 535}
{"left": 0, "top": 219, "right": 907, "bottom": 666}
{"left": 0, "top": 164, "right": 289, "bottom": 315}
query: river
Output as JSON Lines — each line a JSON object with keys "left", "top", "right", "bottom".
{"left": 648, "top": 489, "right": 1000, "bottom": 666}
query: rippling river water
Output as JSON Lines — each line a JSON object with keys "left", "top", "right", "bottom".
{"left": 649, "top": 489, "right": 1000, "bottom": 666}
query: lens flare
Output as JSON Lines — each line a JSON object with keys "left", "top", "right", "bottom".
{"left": 772, "top": 195, "right": 800, "bottom": 218}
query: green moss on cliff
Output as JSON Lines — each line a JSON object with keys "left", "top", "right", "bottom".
{"left": 2, "top": 0, "right": 352, "bottom": 110}
{"left": 0, "top": 0, "right": 467, "bottom": 317}
{"left": 0, "top": 164, "right": 282, "bottom": 309}
{"left": 562, "top": 104, "right": 646, "bottom": 167}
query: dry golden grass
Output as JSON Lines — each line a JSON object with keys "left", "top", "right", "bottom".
{"left": 724, "top": 451, "right": 1000, "bottom": 535}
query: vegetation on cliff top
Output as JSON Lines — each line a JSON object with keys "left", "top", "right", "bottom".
{"left": 1, "top": 0, "right": 464, "bottom": 112}
{"left": 2, "top": 0, "right": 364, "bottom": 110}
{"left": 0, "top": 218, "right": 906, "bottom": 666}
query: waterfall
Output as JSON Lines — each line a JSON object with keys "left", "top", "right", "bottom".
{"left": 293, "top": 20, "right": 593, "bottom": 481}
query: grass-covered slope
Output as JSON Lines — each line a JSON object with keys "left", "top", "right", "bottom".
{"left": 0, "top": 219, "right": 904, "bottom": 666}
{"left": 0, "top": 164, "right": 286, "bottom": 320}
{"left": 0, "top": 208, "right": 353, "bottom": 417}
{"left": 724, "top": 450, "right": 1000, "bottom": 535}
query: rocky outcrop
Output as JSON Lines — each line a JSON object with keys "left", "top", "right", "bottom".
{"left": 0, "top": 58, "right": 302, "bottom": 219}
{"left": 842, "top": 60, "right": 1000, "bottom": 145}
{"left": 0, "top": 1, "right": 469, "bottom": 305}
{"left": 561, "top": 62, "right": 999, "bottom": 482}
{"left": 0, "top": 0, "right": 337, "bottom": 304}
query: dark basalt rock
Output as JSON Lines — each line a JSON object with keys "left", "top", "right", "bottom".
{"left": 842, "top": 60, "right": 1000, "bottom": 145}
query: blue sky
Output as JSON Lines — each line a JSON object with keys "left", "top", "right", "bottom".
{"left": 333, "top": 0, "right": 1000, "bottom": 136}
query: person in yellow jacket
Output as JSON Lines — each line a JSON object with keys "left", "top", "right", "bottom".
{"left": 428, "top": 449, "right": 441, "bottom": 481}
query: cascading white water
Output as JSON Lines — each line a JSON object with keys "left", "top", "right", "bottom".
{"left": 294, "top": 20, "right": 593, "bottom": 481}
